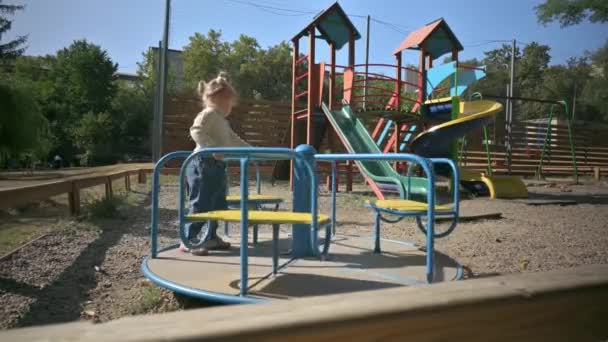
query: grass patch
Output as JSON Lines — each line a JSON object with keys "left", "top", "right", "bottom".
{"left": 87, "top": 196, "right": 126, "bottom": 219}
{"left": 0, "top": 223, "right": 46, "bottom": 256}
{"left": 129, "top": 284, "right": 165, "bottom": 315}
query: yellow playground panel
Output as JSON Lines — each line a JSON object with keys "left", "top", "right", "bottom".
{"left": 459, "top": 168, "right": 528, "bottom": 199}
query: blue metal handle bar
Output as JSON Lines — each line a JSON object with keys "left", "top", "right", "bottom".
{"left": 177, "top": 147, "right": 319, "bottom": 296}
{"left": 150, "top": 151, "right": 193, "bottom": 258}
{"left": 315, "top": 159, "right": 337, "bottom": 236}
{"left": 316, "top": 153, "right": 436, "bottom": 283}
{"left": 412, "top": 158, "right": 460, "bottom": 239}
{"left": 428, "top": 158, "right": 460, "bottom": 216}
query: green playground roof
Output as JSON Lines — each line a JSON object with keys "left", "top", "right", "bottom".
{"left": 393, "top": 18, "right": 463, "bottom": 60}
{"left": 292, "top": 2, "right": 361, "bottom": 50}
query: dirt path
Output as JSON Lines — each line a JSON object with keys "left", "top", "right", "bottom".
{"left": 1, "top": 178, "right": 607, "bottom": 329}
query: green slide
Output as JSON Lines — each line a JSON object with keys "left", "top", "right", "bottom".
{"left": 320, "top": 102, "right": 429, "bottom": 200}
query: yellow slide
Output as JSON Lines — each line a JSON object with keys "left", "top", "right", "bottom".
{"left": 410, "top": 98, "right": 528, "bottom": 199}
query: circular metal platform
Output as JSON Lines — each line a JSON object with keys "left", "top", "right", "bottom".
{"left": 142, "top": 233, "right": 463, "bottom": 304}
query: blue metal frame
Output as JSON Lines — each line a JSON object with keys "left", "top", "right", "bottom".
{"left": 142, "top": 244, "right": 263, "bottom": 304}
{"left": 315, "top": 154, "right": 460, "bottom": 283}
{"left": 224, "top": 160, "right": 283, "bottom": 240}
{"left": 145, "top": 148, "right": 462, "bottom": 303}
{"left": 149, "top": 147, "right": 326, "bottom": 298}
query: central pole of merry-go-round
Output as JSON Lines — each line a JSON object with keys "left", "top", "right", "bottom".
{"left": 291, "top": 144, "right": 317, "bottom": 258}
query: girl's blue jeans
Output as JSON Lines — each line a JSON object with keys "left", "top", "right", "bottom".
{"left": 184, "top": 155, "right": 227, "bottom": 243}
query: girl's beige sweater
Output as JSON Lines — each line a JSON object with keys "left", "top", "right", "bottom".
{"left": 190, "top": 107, "right": 250, "bottom": 151}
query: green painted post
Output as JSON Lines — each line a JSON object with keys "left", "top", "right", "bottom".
{"left": 451, "top": 96, "right": 460, "bottom": 162}
{"left": 453, "top": 63, "right": 459, "bottom": 97}
{"left": 459, "top": 137, "right": 467, "bottom": 166}
{"left": 536, "top": 106, "right": 554, "bottom": 180}
{"left": 561, "top": 100, "right": 579, "bottom": 183}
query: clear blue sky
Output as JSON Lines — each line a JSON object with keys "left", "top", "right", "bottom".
{"left": 6, "top": 0, "right": 608, "bottom": 73}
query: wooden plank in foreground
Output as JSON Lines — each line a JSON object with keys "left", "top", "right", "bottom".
{"left": 1, "top": 264, "right": 607, "bottom": 342}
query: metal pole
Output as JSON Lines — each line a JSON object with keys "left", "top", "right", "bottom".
{"left": 152, "top": 41, "right": 162, "bottom": 162}
{"left": 156, "top": 0, "right": 171, "bottom": 161}
{"left": 505, "top": 84, "right": 512, "bottom": 174}
{"left": 483, "top": 126, "right": 493, "bottom": 176}
{"left": 536, "top": 105, "right": 554, "bottom": 180}
{"left": 562, "top": 100, "right": 579, "bottom": 183}
{"left": 363, "top": 15, "right": 370, "bottom": 109}
{"left": 507, "top": 39, "right": 516, "bottom": 175}
{"left": 572, "top": 83, "right": 577, "bottom": 123}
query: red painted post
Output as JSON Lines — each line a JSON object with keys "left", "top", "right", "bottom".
{"left": 290, "top": 37, "right": 300, "bottom": 189}
{"left": 396, "top": 52, "right": 402, "bottom": 111}
{"left": 329, "top": 43, "right": 336, "bottom": 111}
{"left": 346, "top": 161, "right": 353, "bottom": 192}
{"left": 394, "top": 52, "right": 402, "bottom": 170}
{"left": 307, "top": 27, "right": 315, "bottom": 145}
{"left": 328, "top": 44, "right": 337, "bottom": 154}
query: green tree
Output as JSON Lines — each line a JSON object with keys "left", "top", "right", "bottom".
{"left": 182, "top": 29, "right": 229, "bottom": 91}
{"left": 181, "top": 29, "right": 293, "bottom": 101}
{"left": 0, "top": 1, "right": 27, "bottom": 61}
{"left": 51, "top": 40, "right": 118, "bottom": 116}
{"left": 535, "top": 0, "right": 608, "bottom": 27}
{"left": 71, "top": 112, "right": 115, "bottom": 165}
{"left": 110, "top": 83, "right": 152, "bottom": 158}
{"left": 471, "top": 44, "right": 521, "bottom": 99}
{"left": 248, "top": 41, "right": 292, "bottom": 101}
{"left": 44, "top": 40, "right": 117, "bottom": 162}
{"left": 0, "top": 81, "right": 52, "bottom": 167}
{"left": 580, "top": 40, "right": 608, "bottom": 122}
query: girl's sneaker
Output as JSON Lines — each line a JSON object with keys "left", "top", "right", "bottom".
{"left": 201, "top": 236, "right": 231, "bottom": 250}
{"left": 190, "top": 248, "right": 209, "bottom": 256}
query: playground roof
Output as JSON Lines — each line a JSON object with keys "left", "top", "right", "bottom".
{"left": 292, "top": 2, "right": 361, "bottom": 50}
{"left": 393, "top": 18, "right": 463, "bottom": 59}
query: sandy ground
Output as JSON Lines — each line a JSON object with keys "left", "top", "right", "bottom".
{"left": 1, "top": 177, "right": 607, "bottom": 329}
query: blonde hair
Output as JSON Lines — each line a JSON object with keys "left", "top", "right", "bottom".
{"left": 197, "top": 71, "right": 237, "bottom": 107}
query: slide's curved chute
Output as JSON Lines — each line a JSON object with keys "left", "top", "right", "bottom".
{"left": 411, "top": 100, "right": 528, "bottom": 199}
{"left": 410, "top": 100, "right": 501, "bottom": 158}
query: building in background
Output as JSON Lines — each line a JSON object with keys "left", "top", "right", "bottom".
{"left": 150, "top": 47, "right": 185, "bottom": 93}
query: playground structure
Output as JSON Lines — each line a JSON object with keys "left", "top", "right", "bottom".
{"left": 141, "top": 3, "right": 591, "bottom": 304}
{"left": 287, "top": 3, "right": 531, "bottom": 199}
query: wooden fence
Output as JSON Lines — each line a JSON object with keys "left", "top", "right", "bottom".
{"left": 162, "top": 97, "right": 292, "bottom": 177}
{"left": 162, "top": 96, "right": 608, "bottom": 179}
{"left": 163, "top": 97, "right": 292, "bottom": 153}
{"left": 2, "top": 264, "right": 607, "bottom": 341}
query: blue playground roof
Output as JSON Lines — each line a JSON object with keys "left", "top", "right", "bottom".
{"left": 292, "top": 2, "right": 361, "bottom": 50}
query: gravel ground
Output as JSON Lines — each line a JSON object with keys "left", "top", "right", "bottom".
{"left": 1, "top": 178, "right": 607, "bottom": 329}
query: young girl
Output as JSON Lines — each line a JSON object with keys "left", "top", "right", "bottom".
{"left": 182, "top": 72, "right": 250, "bottom": 256}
